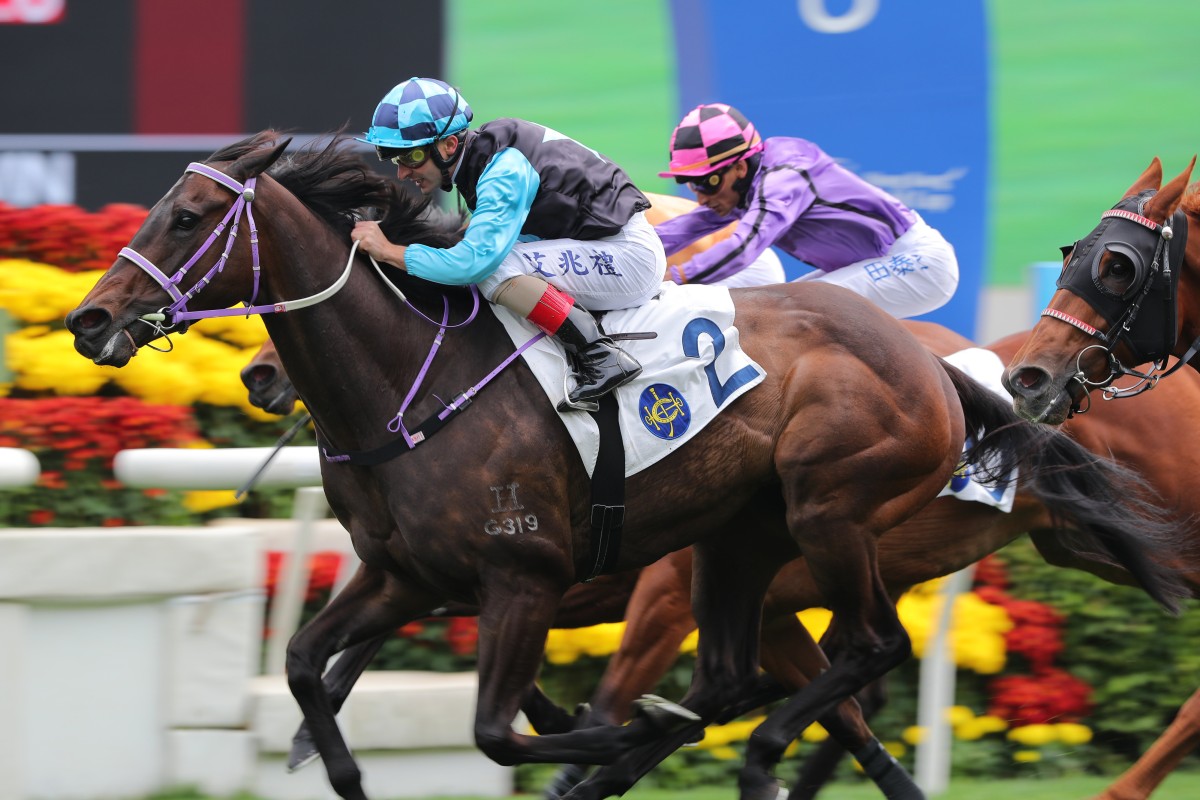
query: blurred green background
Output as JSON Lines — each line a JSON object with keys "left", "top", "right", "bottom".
{"left": 448, "top": 0, "right": 1200, "bottom": 288}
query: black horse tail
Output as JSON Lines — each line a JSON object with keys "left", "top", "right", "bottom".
{"left": 939, "top": 359, "right": 1192, "bottom": 616}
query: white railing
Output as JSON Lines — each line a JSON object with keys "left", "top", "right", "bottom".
{"left": 115, "top": 446, "right": 334, "bottom": 674}
{"left": 114, "top": 445, "right": 967, "bottom": 795}
{"left": 0, "top": 447, "right": 39, "bottom": 489}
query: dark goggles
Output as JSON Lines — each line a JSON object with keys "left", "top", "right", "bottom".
{"left": 376, "top": 145, "right": 431, "bottom": 169}
{"left": 677, "top": 167, "right": 729, "bottom": 196}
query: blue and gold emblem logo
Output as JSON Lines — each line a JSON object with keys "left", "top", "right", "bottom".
{"left": 640, "top": 383, "right": 690, "bottom": 440}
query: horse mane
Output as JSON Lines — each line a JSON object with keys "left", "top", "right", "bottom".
{"left": 209, "top": 130, "right": 474, "bottom": 306}
{"left": 207, "top": 130, "right": 467, "bottom": 246}
{"left": 1182, "top": 181, "right": 1200, "bottom": 218}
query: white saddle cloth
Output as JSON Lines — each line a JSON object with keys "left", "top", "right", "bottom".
{"left": 493, "top": 291, "right": 1015, "bottom": 513}
{"left": 490, "top": 282, "right": 766, "bottom": 477}
{"left": 937, "top": 347, "right": 1018, "bottom": 512}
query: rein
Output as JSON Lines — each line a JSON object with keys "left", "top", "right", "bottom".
{"left": 124, "top": 159, "right": 546, "bottom": 465}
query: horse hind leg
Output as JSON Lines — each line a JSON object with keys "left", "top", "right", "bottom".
{"left": 1092, "top": 688, "right": 1200, "bottom": 800}
{"left": 544, "top": 550, "right": 699, "bottom": 800}
{"left": 736, "top": 513, "right": 914, "bottom": 799}
{"left": 565, "top": 530, "right": 793, "bottom": 800}
{"left": 756, "top": 613, "right": 921, "bottom": 800}
{"left": 470, "top": 573, "right": 697, "bottom": 770}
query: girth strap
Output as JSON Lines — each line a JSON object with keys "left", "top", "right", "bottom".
{"left": 582, "top": 391, "right": 626, "bottom": 582}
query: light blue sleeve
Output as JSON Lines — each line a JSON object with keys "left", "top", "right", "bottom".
{"left": 404, "top": 148, "right": 540, "bottom": 285}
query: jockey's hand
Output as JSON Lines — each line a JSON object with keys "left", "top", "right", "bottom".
{"left": 352, "top": 220, "right": 407, "bottom": 270}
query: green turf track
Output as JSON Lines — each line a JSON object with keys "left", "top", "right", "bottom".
{"left": 450, "top": 0, "right": 1200, "bottom": 288}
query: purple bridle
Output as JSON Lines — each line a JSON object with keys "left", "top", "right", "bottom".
{"left": 117, "top": 157, "right": 547, "bottom": 461}
{"left": 118, "top": 162, "right": 284, "bottom": 326}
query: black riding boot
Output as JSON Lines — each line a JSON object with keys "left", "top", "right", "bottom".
{"left": 553, "top": 304, "right": 642, "bottom": 411}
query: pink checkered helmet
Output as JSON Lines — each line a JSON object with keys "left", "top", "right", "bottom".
{"left": 659, "top": 103, "right": 764, "bottom": 178}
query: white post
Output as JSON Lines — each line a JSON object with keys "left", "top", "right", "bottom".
{"left": 914, "top": 564, "right": 976, "bottom": 795}
{"left": 264, "top": 486, "right": 328, "bottom": 674}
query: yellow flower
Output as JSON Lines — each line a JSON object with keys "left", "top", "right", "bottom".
{"left": 884, "top": 741, "right": 906, "bottom": 759}
{"left": 801, "top": 722, "right": 828, "bottom": 743}
{"left": 902, "top": 725, "right": 925, "bottom": 746}
{"left": 698, "top": 717, "right": 764, "bottom": 749}
{"left": 1055, "top": 723, "right": 1093, "bottom": 745}
{"left": 895, "top": 585, "right": 1011, "bottom": 674}
{"left": 956, "top": 714, "right": 1009, "bottom": 741}
{"left": 945, "top": 705, "right": 975, "bottom": 727}
{"left": 1013, "top": 750, "right": 1042, "bottom": 763}
{"left": 975, "top": 715, "right": 1009, "bottom": 734}
{"left": 192, "top": 314, "right": 270, "bottom": 347}
{"left": 544, "top": 623, "right": 627, "bottom": 664}
{"left": 797, "top": 607, "right": 831, "bottom": 639}
{"left": 7, "top": 327, "right": 111, "bottom": 395}
{"left": 1008, "top": 724, "right": 1056, "bottom": 746}
{"left": 0, "top": 261, "right": 107, "bottom": 323}
{"left": 182, "top": 489, "right": 240, "bottom": 513}
{"left": 954, "top": 719, "right": 987, "bottom": 741}
{"left": 679, "top": 629, "right": 699, "bottom": 654}
{"left": 708, "top": 746, "right": 739, "bottom": 761}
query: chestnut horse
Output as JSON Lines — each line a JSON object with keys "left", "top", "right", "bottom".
{"left": 66, "top": 133, "right": 1188, "bottom": 800}
{"left": 1004, "top": 157, "right": 1200, "bottom": 800}
{"left": 242, "top": 321, "right": 1200, "bottom": 800}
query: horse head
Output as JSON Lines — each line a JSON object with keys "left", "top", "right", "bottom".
{"left": 66, "top": 132, "right": 295, "bottom": 366}
{"left": 241, "top": 338, "right": 299, "bottom": 415}
{"left": 1003, "top": 157, "right": 1198, "bottom": 424}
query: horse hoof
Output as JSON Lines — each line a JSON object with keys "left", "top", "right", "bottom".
{"left": 738, "top": 778, "right": 787, "bottom": 800}
{"left": 632, "top": 693, "right": 701, "bottom": 732}
{"left": 286, "top": 732, "right": 320, "bottom": 772}
{"left": 543, "top": 763, "right": 590, "bottom": 800}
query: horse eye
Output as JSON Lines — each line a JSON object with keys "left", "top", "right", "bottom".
{"left": 1108, "top": 256, "right": 1134, "bottom": 281}
{"left": 175, "top": 211, "right": 199, "bottom": 231}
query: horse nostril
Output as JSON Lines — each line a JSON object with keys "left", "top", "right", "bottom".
{"left": 1013, "top": 367, "right": 1047, "bottom": 392}
{"left": 242, "top": 364, "right": 277, "bottom": 390}
{"left": 65, "top": 307, "right": 111, "bottom": 335}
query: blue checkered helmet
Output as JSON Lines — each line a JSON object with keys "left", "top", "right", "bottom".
{"left": 359, "top": 77, "right": 473, "bottom": 149}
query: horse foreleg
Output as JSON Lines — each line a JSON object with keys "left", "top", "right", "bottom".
{"left": 288, "top": 631, "right": 389, "bottom": 771}
{"left": 286, "top": 564, "right": 442, "bottom": 800}
{"left": 1092, "top": 688, "right": 1200, "bottom": 800}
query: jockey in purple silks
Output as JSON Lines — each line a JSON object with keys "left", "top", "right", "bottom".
{"left": 655, "top": 103, "right": 959, "bottom": 319}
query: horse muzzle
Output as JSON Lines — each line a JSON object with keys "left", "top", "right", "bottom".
{"left": 66, "top": 305, "right": 148, "bottom": 366}
{"left": 1002, "top": 363, "right": 1084, "bottom": 425}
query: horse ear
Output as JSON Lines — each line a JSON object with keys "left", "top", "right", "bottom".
{"left": 230, "top": 136, "right": 293, "bottom": 181}
{"left": 1143, "top": 156, "right": 1196, "bottom": 223}
{"left": 1124, "top": 157, "right": 1164, "bottom": 199}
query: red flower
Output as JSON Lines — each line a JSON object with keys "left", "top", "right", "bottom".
{"left": 445, "top": 617, "right": 479, "bottom": 656}
{"left": 989, "top": 667, "right": 1093, "bottom": 726}
{"left": 28, "top": 509, "right": 55, "bottom": 525}
{"left": 397, "top": 621, "right": 424, "bottom": 637}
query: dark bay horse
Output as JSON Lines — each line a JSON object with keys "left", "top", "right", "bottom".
{"left": 1003, "top": 157, "right": 1200, "bottom": 800}
{"left": 65, "top": 133, "right": 1189, "bottom": 800}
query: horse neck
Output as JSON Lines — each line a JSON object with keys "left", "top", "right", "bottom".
{"left": 253, "top": 180, "right": 502, "bottom": 452}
